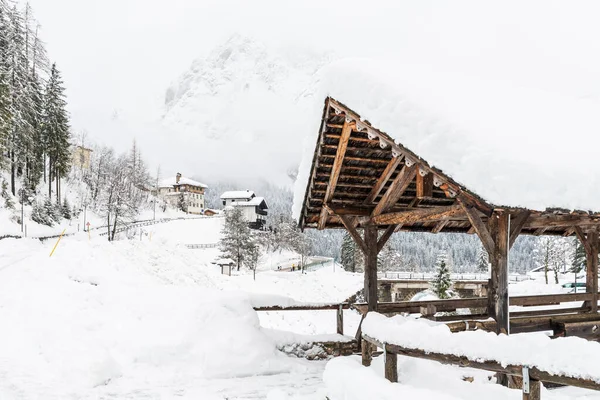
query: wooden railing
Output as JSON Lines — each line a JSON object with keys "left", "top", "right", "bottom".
{"left": 254, "top": 303, "right": 351, "bottom": 335}
{"left": 362, "top": 333, "right": 600, "bottom": 400}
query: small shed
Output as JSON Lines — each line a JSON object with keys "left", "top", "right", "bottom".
{"left": 213, "top": 258, "right": 235, "bottom": 276}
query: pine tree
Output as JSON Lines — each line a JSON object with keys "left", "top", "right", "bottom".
{"left": 340, "top": 232, "right": 359, "bottom": 272}
{"left": 476, "top": 244, "right": 489, "bottom": 273}
{"left": 220, "top": 207, "right": 255, "bottom": 270}
{"left": 62, "top": 196, "right": 71, "bottom": 219}
{"left": 430, "top": 251, "right": 452, "bottom": 299}
{"left": 177, "top": 192, "right": 188, "bottom": 213}
{"left": 1, "top": 178, "right": 13, "bottom": 209}
{"left": 43, "top": 63, "right": 70, "bottom": 201}
{"left": 571, "top": 237, "right": 586, "bottom": 274}
{"left": 378, "top": 244, "right": 403, "bottom": 272}
{"left": 31, "top": 199, "right": 51, "bottom": 226}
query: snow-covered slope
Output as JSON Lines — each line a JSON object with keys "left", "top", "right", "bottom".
{"left": 161, "top": 34, "right": 331, "bottom": 185}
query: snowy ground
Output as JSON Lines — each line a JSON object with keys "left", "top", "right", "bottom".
{"left": 1, "top": 217, "right": 599, "bottom": 399}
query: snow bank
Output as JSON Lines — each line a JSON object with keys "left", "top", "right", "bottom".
{"left": 294, "top": 60, "right": 600, "bottom": 219}
{"left": 0, "top": 238, "right": 293, "bottom": 398}
{"left": 324, "top": 356, "right": 462, "bottom": 400}
{"left": 362, "top": 312, "right": 600, "bottom": 382}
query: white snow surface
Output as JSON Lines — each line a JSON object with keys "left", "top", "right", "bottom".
{"left": 362, "top": 312, "right": 600, "bottom": 382}
{"left": 293, "top": 60, "right": 600, "bottom": 219}
{"left": 159, "top": 176, "right": 208, "bottom": 188}
{"left": 220, "top": 190, "right": 256, "bottom": 200}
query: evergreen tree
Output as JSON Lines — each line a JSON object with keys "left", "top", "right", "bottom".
{"left": 571, "top": 237, "right": 586, "bottom": 274}
{"left": 31, "top": 198, "right": 51, "bottom": 226}
{"left": 378, "top": 243, "right": 403, "bottom": 272}
{"left": 43, "top": 63, "right": 70, "bottom": 201}
{"left": 340, "top": 232, "right": 363, "bottom": 272}
{"left": 476, "top": 244, "right": 489, "bottom": 273}
{"left": 62, "top": 196, "right": 71, "bottom": 219}
{"left": 1, "top": 178, "right": 13, "bottom": 209}
{"left": 177, "top": 192, "right": 188, "bottom": 213}
{"left": 219, "top": 207, "right": 255, "bottom": 270}
{"left": 430, "top": 251, "right": 452, "bottom": 299}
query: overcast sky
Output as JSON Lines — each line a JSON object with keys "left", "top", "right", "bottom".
{"left": 23, "top": 0, "right": 600, "bottom": 182}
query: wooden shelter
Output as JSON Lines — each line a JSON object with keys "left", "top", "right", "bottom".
{"left": 298, "top": 97, "right": 600, "bottom": 333}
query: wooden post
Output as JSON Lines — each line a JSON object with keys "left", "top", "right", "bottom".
{"left": 493, "top": 212, "right": 510, "bottom": 334}
{"left": 364, "top": 225, "right": 379, "bottom": 312}
{"left": 361, "top": 339, "right": 372, "bottom": 366}
{"left": 577, "top": 227, "right": 599, "bottom": 313}
{"left": 384, "top": 345, "right": 398, "bottom": 383}
{"left": 523, "top": 379, "right": 541, "bottom": 400}
{"left": 337, "top": 304, "right": 344, "bottom": 335}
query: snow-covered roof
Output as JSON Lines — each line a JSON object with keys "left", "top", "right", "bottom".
{"left": 293, "top": 60, "right": 600, "bottom": 220}
{"left": 213, "top": 258, "right": 235, "bottom": 265}
{"left": 221, "top": 190, "right": 255, "bottom": 200}
{"left": 231, "top": 196, "right": 268, "bottom": 208}
{"left": 159, "top": 176, "right": 207, "bottom": 189}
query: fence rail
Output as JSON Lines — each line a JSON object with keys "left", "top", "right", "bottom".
{"left": 186, "top": 243, "right": 219, "bottom": 249}
{"left": 378, "top": 272, "right": 530, "bottom": 282}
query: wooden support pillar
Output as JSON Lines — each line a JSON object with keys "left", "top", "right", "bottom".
{"left": 491, "top": 212, "right": 510, "bottom": 334}
{"left": 384, "top": 346, "right": 398, "bottom": 383}
{"left": 523, "top": 379, "right": 541, "bottom": 400}
{"left": 361, "top": 339, "right": 372, "bottom": 366}
{"left": 364, "top": 225, "right": 379, "bottom": 312}
{"left": 575, "top": 227, "right": 599, "bottom": 313}
{"left": 336, "top": 304, "right": 344, "bottom": 335}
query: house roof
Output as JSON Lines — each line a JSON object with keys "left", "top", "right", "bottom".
{"left": 294, "top": 97, "right": 600, "bottom": 236}
{"left": 159, "top": 176, "right": 207, "bottom": 189}
{"left": 232, "top": 196, "right": 268, "bottom": 209}
{"left": 221, "top": 190, "right": 255, "bottom": 200}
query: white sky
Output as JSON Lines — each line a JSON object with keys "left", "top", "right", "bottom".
{"left": 23, "top": 0, "right": 600, "bottom": 182}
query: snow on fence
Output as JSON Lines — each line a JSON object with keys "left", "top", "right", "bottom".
{"left": 378, "top": 272, "right": 530, "bottom": 282}
{"left": 186, "top": 243, "right": 219, "bottom": 249}
{"left": 361, "top": 312, "right": 600, "bottom": 399}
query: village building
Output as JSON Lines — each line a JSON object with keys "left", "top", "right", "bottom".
{"left": 158, "top": 173, "right": 207, "bottom": 215}
{"left": 220, "top": 190, "right": 268, "bottom": 229}
{"left": 71, "top": 145, "right": 93, "bottom": 169}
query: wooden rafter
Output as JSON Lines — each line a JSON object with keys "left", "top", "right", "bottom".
{"left": 369, "top": 205, "right": 463, "bottom": 226}
{"left": 372, "top": 164, "right": 417, "bottom": 217}
{"left": 318, "top": 121, "right": 354, "bottom": 229}
{"left": 416, "top": 172, "right": 434, "bottom": 198}
{"left": 509, "top": 210, "right": 531, "bottom": 248}
{"left": 432, "top": 219, "right": 449, "bottom": 234}
{"left": 337, "top": 213, "right": 367, "bottom": 253}
{"left": 377, "top": 225, "right": 397, "bottom": 252}
{"left": 365, "top": 156, "right": 403, "bottom": 204}
{"left": 459, "top": 201, "right": 494, "bottom": 255}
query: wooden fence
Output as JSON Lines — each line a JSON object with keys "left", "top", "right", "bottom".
{"left": 362, "top": 333, "right": 600, "bottom": 399}
{"left": 254, "top": 303, "right": 351, "bottom": 335}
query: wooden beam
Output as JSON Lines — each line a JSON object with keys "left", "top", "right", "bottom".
{"left": 337, "top": 213, "right": 367, "bottom": 254}
{"left": 583, "top": 228, "right": 599, "bottom": 312}
{"left": 320, "top": 154, "right": 391, "bottom": 164}
{"left": 365, "top": 156, "right": 403, "bottom": 204}
{"left": 533, "top": 227, "right": 547, "bottom": 236}
{"left": 416, "top": 172, "right": 433, "bottom": 198}
{"left": 492, "top": 212, "right": 510, "bottom": 334}
{"left": 574, "top": 226, "right": 592, "bottom": 255}
{"left": 377, "top": 225, "right": 397, "bottom": 253}
{"left": 432, "top": 219, "right": 449, "bottom": 233}
{"left": 372, "top": 164, "right": 417, "bottom": 217}
{"left": 459, "top": 201, "right": 494, "bottom": 255}
{"left": 370, "top": 205, "right": 463, "bottom": 226}
{"left": 318, "top": 121, "right": 354, "bottom": 230}
{"left": 526, "top": 214, "right": 600, "bottom": 229}
{"left": 364, "top": 225, "right": 379, "bottom": 312}
{"left": 509, "top": 210, "right": 530, "bottom": 248}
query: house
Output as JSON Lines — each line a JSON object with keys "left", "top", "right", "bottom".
{"left": 71, "top": 145, "right": 93, "bottom": 169}
{"left": 220, "top": 190, "right": 268, "bottom": 229}
{"left": 158, "top": 173, "right": 207, "bottom": 215}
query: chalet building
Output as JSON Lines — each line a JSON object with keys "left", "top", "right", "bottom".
{"left": 158, "top": 173, "right": 207, "bottom": 215}
{"left": 71, "top": 145, "right": 93, "bottom": 169}
{"left": 221, "top": 190, "right": 268, "bottom": 229}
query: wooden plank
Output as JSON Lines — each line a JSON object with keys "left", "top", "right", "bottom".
{"left": 586, "top": 229, "right": 599, "bottom": 312}
{"left": 509, "top": 210, "right": 531, "bottom": 248}
{"left": 575, "top": 226, "right": 592, "bottom": 255}
{"left": 526, "top": 214, "right": 600, "bottom": 230}
{"left": 320, "top": 154, "right": 391, "bottom": 164}
{"left": 318, "top": 121, "right": 354, "bottom": 229}
{"left": 510, "top": 292, "right": 593, "bottom": 306}
{"left": 254, "top": 303, "right": 351, "bottom": 312}
{"left": 377, "top": 224, "right": 397, "bottom": 253}
{"left": 459, "top": 202, "right": 494, "bottom": 255}
{"left": 365, "top": 156, "right": 403, "bottom": 204}
{"left": 371, "top": 164, "right": 417, "bottom": 217}
{"left": 325, "top": 133, "right": 374, "bottom": 144}
{"left": 556, "top": 320, "right": 600, "bottom": 340}
{"left": 361, "top": 339, "right": 373, "bottom": 366}
{"left": 525, "top": 380, "right": 541, "bottom": 400}
{"left": 370, "top": 205, "right": 463, "bottom": 226}
{"left": 416, "top": 172, "right": 434, "bottom": 198}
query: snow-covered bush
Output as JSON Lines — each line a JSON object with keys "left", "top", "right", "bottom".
{"left": 31, "top": 200, "right": 54, "bottom": 226}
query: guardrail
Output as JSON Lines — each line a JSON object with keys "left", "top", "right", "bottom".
{"left": 378, "top": 272, "right": 530, "bottom": 282}
{"left": 254, "top": 303, "right": 351, "bottom": 335}
{"left": 186, "top": 243, "right": 219, "bottom": 249}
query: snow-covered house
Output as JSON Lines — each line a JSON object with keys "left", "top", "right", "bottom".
{"left": 220, "top": 190, "right": 268, "bottom": 229}
{"left": 158, "top": 173, "right": 207, "bottom": 215}
{"left": 71, "top": 145, "right": 93, "bottom": 170}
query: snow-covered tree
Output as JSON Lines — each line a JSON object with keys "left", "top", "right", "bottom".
{"left": 220, "top": 207, "right": 257, "bottom": 270}
{"left": 31, "top": 198, "right": 52, "bottom": 226}
{"left": 430, "top": 251, "right": 452, "bottom": 299}
{"left": 571, "top": 237, "right": 586, "bottom": 274}
{"left": 340, "top": 232, "right": 364, "bottom": 272}
{"left": 61, "top": 196, "right": 71, "bottom": 219}
{"left": 476, "top": 243, "right": 489, "bottom": 273}
{"left": 378, "top": 243, "right": 403, "bottom": 272}
{"left": 43, "top": 63, "right": 70, "bottom": 201}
